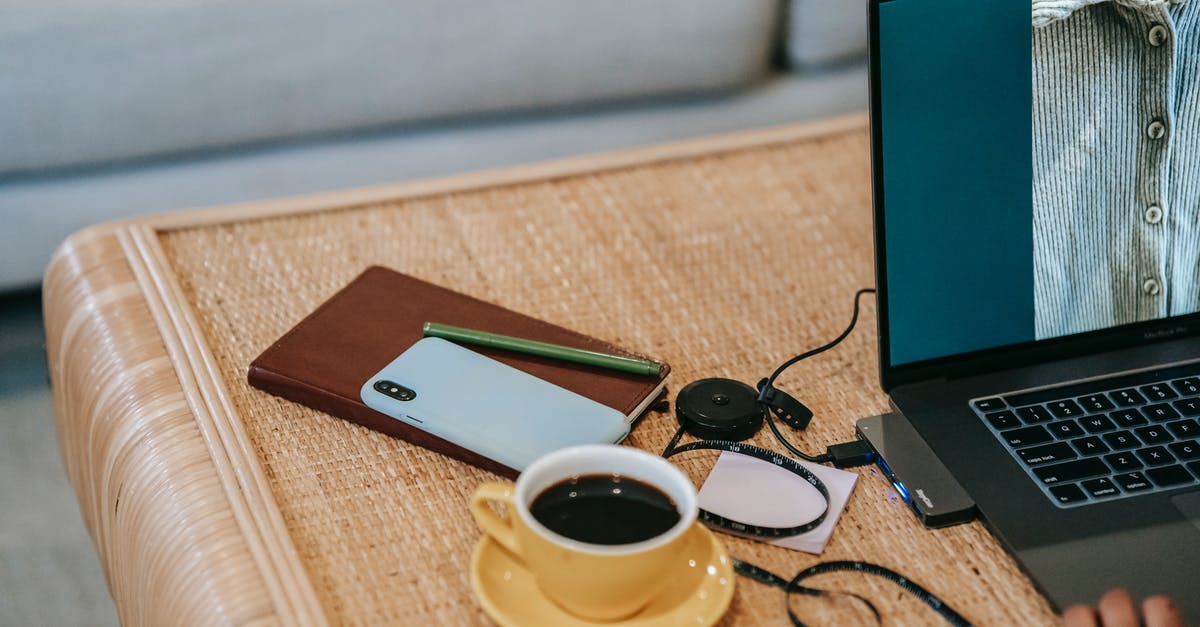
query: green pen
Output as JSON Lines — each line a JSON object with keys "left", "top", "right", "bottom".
{"left": 422, "top": 322, "right": 662, "bottom": 377}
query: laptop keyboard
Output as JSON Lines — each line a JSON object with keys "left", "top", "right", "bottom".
{"left": 970, "top": 366, "right": 1200, "bottom": 508}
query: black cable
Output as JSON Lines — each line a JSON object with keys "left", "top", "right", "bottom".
{"left": 766, "top": 288, "right": 877, "bottom": 387}
{"left": 765, "top": 409, "right": 832, "bottom": 463}
{"left": 760, "top": 288, "right": 877, "bottom": 465}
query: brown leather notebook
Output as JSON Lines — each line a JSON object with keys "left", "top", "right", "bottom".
{"left": 248, "top": 266, "right": 670, "bottom": 478}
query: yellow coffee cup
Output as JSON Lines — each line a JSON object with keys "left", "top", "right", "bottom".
{"left": 470, "top": 444, "right": 699, "bottom": 622}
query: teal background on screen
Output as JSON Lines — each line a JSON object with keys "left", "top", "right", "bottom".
{"left": 879, "top": 0, "right": 1034, "bottom": 366}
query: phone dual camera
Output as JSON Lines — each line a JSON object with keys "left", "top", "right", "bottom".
{"left": 374, "top": 380, "right": 416, "bottom": 401}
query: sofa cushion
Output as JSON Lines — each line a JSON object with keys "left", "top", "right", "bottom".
{"left": 788, "top": 0, "right": 868, "bottom": 67}
{"left": 0, "top": 0, "right": 777, "bottom": 175}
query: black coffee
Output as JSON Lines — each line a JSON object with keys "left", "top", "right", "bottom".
{"left": 530, "top": 474, "right": 680, "bottom": 545}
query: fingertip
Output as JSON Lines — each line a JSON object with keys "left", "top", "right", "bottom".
{"left": 1062, "top": 604, "right": 1099, "bottom": 627}
{"left": 1097, "top": 588, "right": 1139, "bottom": 627}
{"left": 1100, "top": 587, "right": 1132, "bottom": 605}
{"left": 1142, "top": 595, "right": 1184, "bottom": 627}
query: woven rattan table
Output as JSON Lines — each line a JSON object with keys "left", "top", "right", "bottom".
{"left": 44, "top": 114, "right": 1055, "bottom": 626}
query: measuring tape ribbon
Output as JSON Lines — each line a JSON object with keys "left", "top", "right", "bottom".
{"left": 661, "top": 427, "right": 974, "bottom": 626}
{"left": 661, "top": 434, "right": 830, "bottom": 538}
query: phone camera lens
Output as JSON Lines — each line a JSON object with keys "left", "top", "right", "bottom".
{"left": 375, "top": 380, "right": 415, "bottom": 401}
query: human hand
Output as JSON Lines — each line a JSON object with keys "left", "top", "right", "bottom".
{"left": 1062, "top": 589, "right": 1184, "bottom": 627}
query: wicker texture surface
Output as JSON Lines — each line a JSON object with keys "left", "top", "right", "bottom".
{"left": 46, "top": 115, "right": 1056, "bottom": 626}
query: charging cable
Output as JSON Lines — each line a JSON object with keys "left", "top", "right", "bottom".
{"left": 756, "top": 288, "right": 878, "bottom": 468}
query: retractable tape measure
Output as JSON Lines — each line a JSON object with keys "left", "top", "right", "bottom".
{"left": 662, "top": 377, "right": 974, "bottom": 627}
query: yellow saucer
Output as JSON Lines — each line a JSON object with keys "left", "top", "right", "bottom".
{"left": 470, "top": 524, "right": 735, "bottom": 627}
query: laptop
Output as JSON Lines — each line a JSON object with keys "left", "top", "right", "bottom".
{"left": 869, "top": 0, "right": 1200, "bottom": 620}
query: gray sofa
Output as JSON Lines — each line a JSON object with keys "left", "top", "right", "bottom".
{"left": 0, "top": 0, "right": 867, "bottom": 291}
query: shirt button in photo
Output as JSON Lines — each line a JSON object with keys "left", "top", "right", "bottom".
{"left": 1147, "top": 120, "right": 1167, "bottom": 140}
{"left": 1145, "top": 205, "right": 1164, "bottom": 224}
{"left": 1143, "top": 278, "right": 1161, "bottom": 296}
{"left": 1149, "top": 24, "right": 1169, "bottom": 47}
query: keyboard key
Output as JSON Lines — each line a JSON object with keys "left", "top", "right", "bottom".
{"left": 1147, "top": 465, "right": 1195, "bottom": 487}
{"left": 1033, "top": 458, "right": 1109, "bottom": 484}
{"left": 1113, "top": 471, "right": 1153, "bottom": 492}
{"left": 1167, "top": 419, "right": 1200, "bottom": 438}
{"left": 1169, "top": 440, "right": 1200, "bottom": 460}
{"left": 1049, "top": 420, "right": 1085, "bottom": 439}
{"left": 1049, "top": 400, "right": 1084, "bottom": 418}
{"left": 1136, "top": 446, "right": 1175, "bottom": 466}
{"left": 1140, "top": 383, "right": 1178, "bottom": 401}
{"left": 985, "top": 411, "right": 1021, "bottom": 430}
{"left": 1110, "top": 409, "right": 1148, "bottom": 428}
{"left": 1172, "top": 378, "right": 1200, "bottom": 396}
{"left": 1135, "top": 426, "right": 1172, "bottom": 444}
{"left": 1173, "top": 397, "right": 1200, "bottom": 416}
{"left": 1144, "top": 403, "right": 1181, "bottom": 422}
{"left": 1191, "top": 461, "right": 1200, "bottom": 479}
{"left": 1103, "top": 430, "right": 1141, "bottom": 450}
{"left": 1016, "top": 406, "right": 1054, "bottom": 424}
{"left": 1002, "top": 425, "right": 1054, "bottom": 448}
{"left": 1079, "top": 414, "right": 1116, "bottom": 433}
{"left": 1048, "top": 483, "right": 1088, "bottom": 504}
{"left": 1105, "top": 452, "right": 1143, "bottom": 471}
{"left": 1071, "top": 436, "right": 1109, "bottom": 456}
{"left": 974, "top": 398, "right": 1006, "bottom": 412}
{"left": 1077, "top": 394, "right": 1115, "bottom": 412}
{"left": 1018, "top": 442, "right": 1076, "bottom": 465}
{"left": 1081, "top": 477, "right": 1120, "bottom": 498}
{"left": 1111, "top": 388, "right": 1147, "bottom": 407}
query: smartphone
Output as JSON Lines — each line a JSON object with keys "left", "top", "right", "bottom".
{"left": 360, "top": 337, "right": 630, "bottom": 471}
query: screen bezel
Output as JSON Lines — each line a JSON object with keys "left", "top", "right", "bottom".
{"left": 869, "top": 0, "right": 1200, "bottom": 392}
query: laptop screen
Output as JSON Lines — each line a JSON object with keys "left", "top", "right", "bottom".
{"left": 873, "top": 0, "right": 1200, "bottom": 373}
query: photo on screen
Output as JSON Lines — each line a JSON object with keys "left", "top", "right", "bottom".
{"left": 1032, "top": 0, "right": 1200, "bottom": 341}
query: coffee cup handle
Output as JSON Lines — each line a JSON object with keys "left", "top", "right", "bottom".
{"left": 470, "top": 482, "right": 520, "bottom": 554}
